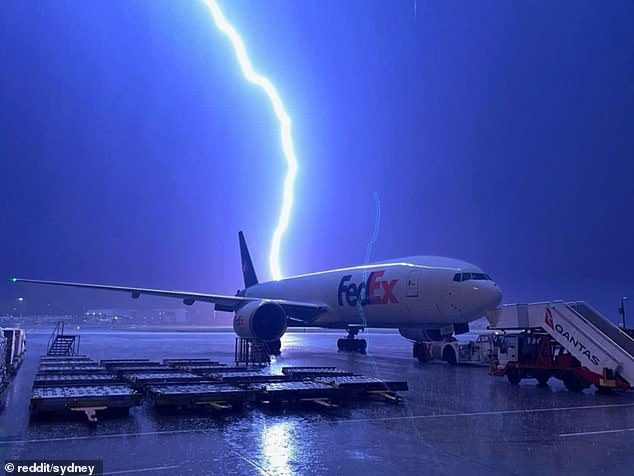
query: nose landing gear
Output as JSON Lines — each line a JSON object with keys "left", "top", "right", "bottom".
{"left": 337, "top": 327, "right": 367, "bottom": 353}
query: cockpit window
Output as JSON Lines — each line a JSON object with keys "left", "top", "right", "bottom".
{"left": 453, "top": 272, "right": 493, "bottom": 282}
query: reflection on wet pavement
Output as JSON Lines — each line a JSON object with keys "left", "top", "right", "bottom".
{"left": 0, "top": 329, "right": 633, "bottom": 475}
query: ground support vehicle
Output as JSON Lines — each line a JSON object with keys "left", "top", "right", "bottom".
{"left": 487, "top": 302, "right": 634, "bottom": 391}
{"left": 490, "top": 330, "right": 629, "bottom": 391}
{"left": 413, "top": 333, "right": 498, "bottom": 365}
{"left": 3, "top": 328, "right": 26, "bottom": 373}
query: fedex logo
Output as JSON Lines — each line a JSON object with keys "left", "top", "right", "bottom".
{"left": 337, "top": 270, "right": 398, "bottom": 306}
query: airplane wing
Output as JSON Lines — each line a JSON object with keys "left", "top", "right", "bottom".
{"left": 11, "top": 278, "right": 328, "bottom": 321}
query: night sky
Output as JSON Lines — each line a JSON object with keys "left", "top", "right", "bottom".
{"left": 1, "top": 1, "right": 633, "bottom": 322}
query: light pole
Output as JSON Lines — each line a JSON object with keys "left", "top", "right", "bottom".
{"left": 619, "top": 297, "right": 627, "bottom": 329}
{"left": 18, "top": 297, "right": 24, "bottom": 318}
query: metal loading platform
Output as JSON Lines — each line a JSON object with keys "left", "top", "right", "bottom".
{"left": 140, "top": 363, "right": 408, "bottom": 410}
{"left": 146, "top": 384, "right": 257, "bottom": 411}
{"left": 487, "top": 301, "right": 634, "bottom": 390}
{"left": 28, "top": 331, "right": 409, "bottom": 423}
{"left": 281, "top": 367, "right": 355, "bottom": 378}
{"left": 163, "top": 358, "right": 222, "bottom": 366}
{"left": 257, "top": 381, "right": 345, "bottom": 405}
{"left": 121, "top": 371, "right": 208, "bottom": 389}
{"left": 30, "top": 357, "right": 408, "bottom": 421}
{"left": 30, "top": 356, "right": 142, "bottom": 423}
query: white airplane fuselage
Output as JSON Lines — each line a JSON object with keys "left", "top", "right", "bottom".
{"left": 243, "top": 256, "right": 502, "bottom": 330}
{"left": 13, "top": 234, "right": 502, "bottom": 351}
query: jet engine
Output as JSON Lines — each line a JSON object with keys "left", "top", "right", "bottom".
{"left": 233, "top": 301, "right": 288, "bottom": 342}
{"left": 399, "top": 328, "right": 444, "bottom": 342}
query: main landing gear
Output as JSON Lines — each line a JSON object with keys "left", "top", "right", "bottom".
{"left": 264, "top": 339, "right": 282, "bottom": 356}
{"left": 337, "top": 327, "right": 367, "bottom": 354}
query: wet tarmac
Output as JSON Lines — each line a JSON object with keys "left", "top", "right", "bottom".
{"left": 1, "top": 329, "right": 633, "bottom": 475}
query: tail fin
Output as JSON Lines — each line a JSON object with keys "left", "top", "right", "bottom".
{"left": 239, "top": 231, "right": 259, "bottom": 288}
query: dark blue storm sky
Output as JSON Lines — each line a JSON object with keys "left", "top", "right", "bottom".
{"left": 1, "top": 1, "right": 633, "bottom": 321}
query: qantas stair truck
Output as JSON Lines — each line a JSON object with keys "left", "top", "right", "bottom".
{"left": 486, "top": 301, "right": 634, "bottom": 391}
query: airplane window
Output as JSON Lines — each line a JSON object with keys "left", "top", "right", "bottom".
{"left": 462, "top": 273, "right": 472, "bottom": 281}
{"left": 453, "top": 273, "right": 461, "bottom": 282}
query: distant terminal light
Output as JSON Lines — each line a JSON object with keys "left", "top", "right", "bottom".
{"left": 202, "top": 0, "right": 298, "bottom": 281}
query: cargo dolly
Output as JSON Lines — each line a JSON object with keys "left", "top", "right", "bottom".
{"left": 257, "top": 380, "right": 346, "bottom": 407}
{"left": 30, "top": 356, "right": 142, "bottom": 423}
{"left": 177, "top": 365, "right": 259, "bottom": 375}
{"left": 100, "top": 359, "right": 153, "bottom": 366}
{"left": 29, "top": 353, "right": 410, "bottom": 422}
{"left": 281, "top": 367, "right": 355, "bottom": 378}
{"left": 163, "top": 358, "right": 222, "bottom": 366}
{"left": 314, "top": 376, "right": 409, "bottom": 403}
{"left": 37, "top": 364, "right": 107, "bottom": 373}
{"left": 103, "top": 362, "right": 167, "bottom": 373}
{"left": 40, "top": 355, "right": 93, "bottom": 363}
{"left": 33, "top": 373, "right": 121, "bottom": 387}
{"left": 120, "top": 371, "right": 208, "bottom": 389}
{"left": 146, "top": 383, "right": 257, "bottom": 411}
{"left": 204, "top": 371, "right": 290, "bottom": 384}
{"left": 30, "top": 384, "right": 142, "bottom": 423}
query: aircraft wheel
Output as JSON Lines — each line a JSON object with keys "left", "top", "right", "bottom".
{"left": 536, "top": 371, "right": 551, "bottom": 387}
{"left": 563, "top": 372, "right": 587, "bottom": 392}
{"left": 267, "top": 339, "right": 282, "bottom": 355}
{"left": 413, "top": 342, "right": 421, "bottom": 360}
{"left": 358, "top": 339, "right": 367, "bottom": 354}
{"left": 414, "top": 342, "right": 431, "bottom": 362}
{"left": 507, "top": 369, "right": 521, "bottom": 385}
{"left": 443, "top": 346, "right": 457, "bottom": 365}
{"left": 595, "top": 385, "right": 614, "bottom": 395}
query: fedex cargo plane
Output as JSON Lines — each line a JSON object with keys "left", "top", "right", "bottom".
{"left": 12, "top": 231, "right": 502, "bottom": 358}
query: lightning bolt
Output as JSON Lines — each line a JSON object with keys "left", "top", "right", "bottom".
{"left": 357, "top": 192, "right": 381, "bottom": 329}
{"left": 202, "top": 0, "right": 297, "bottom": 280}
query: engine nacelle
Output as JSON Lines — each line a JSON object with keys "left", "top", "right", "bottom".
{"left": 233, "top": 301, "right": 288, "bottom": 342}
{"left": 399, "top": 326, "right": 455, "bottom": 342}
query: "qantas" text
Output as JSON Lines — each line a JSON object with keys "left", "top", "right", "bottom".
{"left": 337, "top": 271, "right": 398, "bottom": 306}
{"left": 553, "top": 323, "right": 600, "bottom": 366}
{"left": 544, "top": 308, "right": 600, "bottom": 366}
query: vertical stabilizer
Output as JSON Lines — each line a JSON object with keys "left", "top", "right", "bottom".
{"left": 239, "top": 231, "right": 259, "bottom": 288}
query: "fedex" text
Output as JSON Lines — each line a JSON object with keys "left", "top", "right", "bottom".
{"left": 337, "top": 271, "right": 398, "bottom": 306}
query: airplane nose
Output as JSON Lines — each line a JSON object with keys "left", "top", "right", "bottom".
{"left": 481, "top": 283, "right": 502, "bottom": 310}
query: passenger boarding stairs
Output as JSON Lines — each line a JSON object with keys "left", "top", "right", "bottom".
{"left": 487, "top": 301, "right": 634, "bottom": 387}
{"left": 47, "top": 321, "right": 80, "bottom": 356}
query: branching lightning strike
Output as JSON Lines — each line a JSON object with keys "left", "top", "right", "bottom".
{"left": 356, "top": 192, "right": 382, "bottom": 333}
{"left": 202, "top": 0, "right": 297, "bottom": 280}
